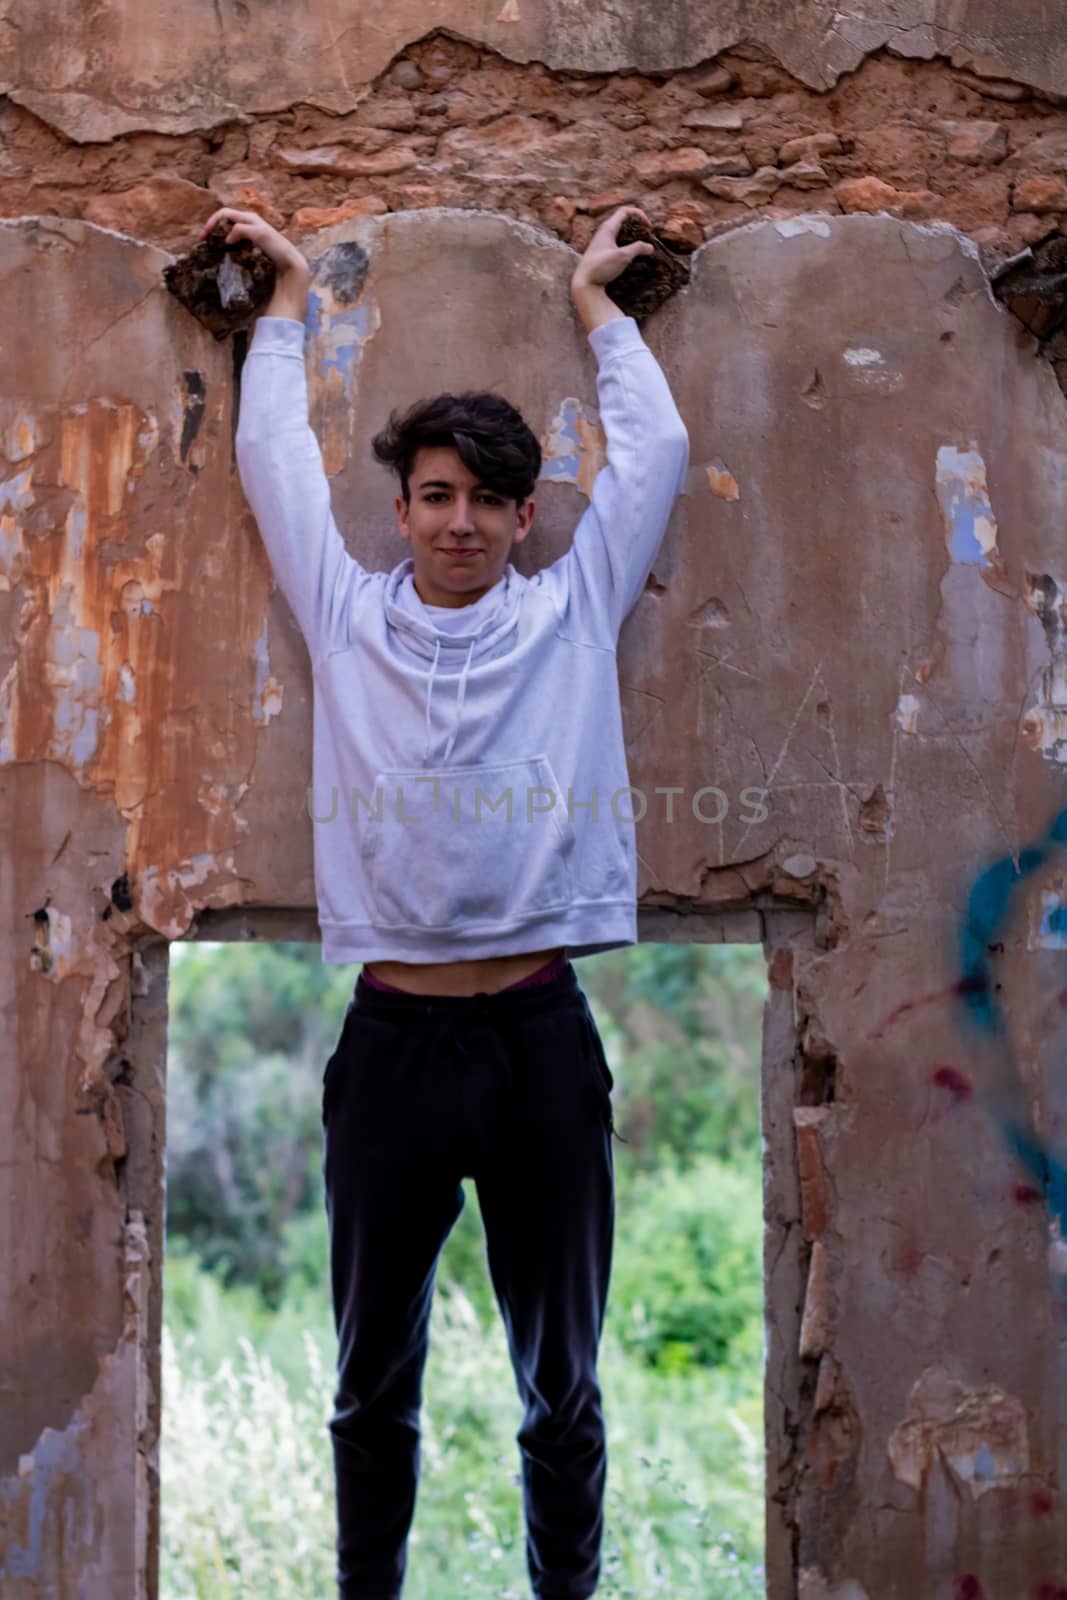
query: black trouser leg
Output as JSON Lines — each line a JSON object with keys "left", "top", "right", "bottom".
{"left": 321, "top": 991, "right": 467, "bottom": 1600}
{"left": 320, "top": 965, "right": 615, "bottom": 1600}
{"left": 475, "top": 995, "right": 615, "bottom": 1600}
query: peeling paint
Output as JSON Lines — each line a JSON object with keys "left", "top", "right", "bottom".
{"left": 1021, "top": 574, "right": 1067, "bottom": 766}
{"left": 3, "top": 1413, "right": 93, "bottom": 1581}
{"left": 706, "top": 459, "right": 740, "bottom": 501}
{"left": 1022, "top": 707, "right": 1067, "bottom": 765}
{"left": 775, "top": 216, "right": 832, "bottom": 238}
{"left": 540, "top": 397, "right": 606, "bottom": 498}
{"left": 687, "top": 597, "right": 730, "bottom": 628}
{"left": 0, "top": 1212, "right": 152, "bottom": 1588}
{"left": 251, "top": 615, "right": 283, "bottom": 725}
{"left": 895, "top": 692, "right": 920, "bottom": 733}
{"left": 0, "top": 465, "right": 35, "bottom": 515}
{"left": 888, "top": 1367, "right": 1030, "bottom": 1499}
{"left": 3, "top": 413, "right": 39, "bottom": 463}
{"left": 842, "top": 346, "right": 904, "bottom": 391}
{"left": 308, "top": 283, "right": 382, "bottom": 473}
{"left": 935, "top": 445, "right": 999, "bottom": 567}
{"left": 136, "top": 852, "right": 245, "bottom": 939}
{"left": 177, "top": 370, "right": 205, "bottom": 469}
{"left": 1030, "top": 888, "right": 1067, "bottom": 950}
{"left": 197, "top": 775, "right": 251, "bottom": 828}
{"left": 29, "top": 904, "right": 75, "bottom": 980}
{"left": 312, "top": 298, "right": 381, "bottom": 403}
{"left": 46, "top": 584, "right": 103, "bottom": 767}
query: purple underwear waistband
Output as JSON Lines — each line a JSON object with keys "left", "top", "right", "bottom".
{"left": 362, "top": 951, "right": 570, "bottom": 995}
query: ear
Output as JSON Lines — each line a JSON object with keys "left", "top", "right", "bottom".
{"left": 511, "top": 496, "right": 536, "bottom": 545}
{"left": 395, "top": 494, "right": 411, "bottom": 540}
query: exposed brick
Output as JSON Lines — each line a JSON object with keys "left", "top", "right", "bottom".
{"left": 686, "top": 63, "right": 736, "bottom": 98}
{"left": 937, "top": 119, "right": 1008, "bottom": 164}
{"left": 659, "top": 203, "right": 706, "bottom": 248}
{"left": 83, "top": 175, "right": 219, "bottom": 243}
{"left": 703, "top": 166, "right": 781, "bottom": 206}
{"left": 744, "top": 139, "right": 779, "bottom": 169}
{"left": 353, "top": 97, "right": 418, "bottom": 133}
{"left": 731, "top": 56, "right": 798, "bottom": 98}
{"left": 778, "top": 132, "right": 842, "bottom": 164}
{"left": 955, "top": 70, "right": 1031, "bottom": 101}
{"left": 388, "top": 60, "right": 424, "bottom": 91}
{"left": 835, "top": 174, "right": 936, "bottom": 217}
{"left": 581, "top": 188, "right": 637, "bottom": 214}
{"left": 291, "top": 195, "right": 387, "bottom": 234}
{"left": 386, "top": 183, "right": 446, "bottom": 210}
{"left": 632, "top": 147, "right": 713, "bottom": 185}
{"left": 214, "top": 180, "right": 285, "bottom": 230}
{"left": 535, "top": 193, "right": 577, "bottom": 234}
{"left": 0, "top": 38, "right": 1053, "bottom": 290}
{"left": 682, "top": 105, "right": 746, "bottom": 131}
{"left": 703, "top": 153, "right": 753, "bottom": 177}
{"left": 768, "top": 947, "right": 794, "bottom": 989}
{"left": 1007, "top": 130, "right": 1067, "bottom": 171}
{"left": 779, "top": 159, "right": 831, "bottom": 189}
{"left": 1011, "top": 212, "right": 1062, "bottom": 246}
{"left": 794, "top": 1108, "right": 831, "bottom": 1240}
{"left": 272, "top": 144, "right": 419, "bottom": 176}
{"left": 604, "top": 109, "right": 647, "bottom": 132}
{"left": 799, "top": 1240, "right": 831, "bottom": 1360}
{"left": 1012, "top": 174, "right": 1067, "bottom": 212}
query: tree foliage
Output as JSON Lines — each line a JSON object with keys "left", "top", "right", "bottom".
{"left": 166, "top": 942, "right": 353, "bottom": 1304}
{"left": 166, "top": 939, "right": 767, "bottom": 1327}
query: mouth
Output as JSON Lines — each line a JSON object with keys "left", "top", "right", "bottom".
{"left": 439, "top": 548, "right": 483, "bottom": 559}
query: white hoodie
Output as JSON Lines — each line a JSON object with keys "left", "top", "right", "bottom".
{"left": 235, "top": 313, "right": 688, "bottom": 964}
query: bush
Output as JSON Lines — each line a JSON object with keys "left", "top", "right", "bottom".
{"left": 608, "top": 1155, "right": 763, "bottom": 1376}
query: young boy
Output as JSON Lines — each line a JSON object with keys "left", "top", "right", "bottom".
{"left": 207, "top": 201, "right": 689, "bottom": 1599}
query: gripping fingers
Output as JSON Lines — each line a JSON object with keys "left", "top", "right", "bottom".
{"left": 199, "top": 207, "right": 245, "bottom": 242}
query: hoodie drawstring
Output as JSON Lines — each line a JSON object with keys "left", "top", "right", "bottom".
{"left": 423, "top": 638, "right": 442, "bottom": 764}
{"left": 423, "top": 638, "right": 475, "bottom": 766}
{"left": 441, "top": 641, "right": 474, "bottom": 764}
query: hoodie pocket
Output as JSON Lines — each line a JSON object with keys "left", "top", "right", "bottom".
{"left": 359, "top": 754, "right": 577, "bottom": 931}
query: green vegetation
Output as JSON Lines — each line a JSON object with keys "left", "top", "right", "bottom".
{"left": 161, "top": 940, "right": 768, "bottom": 1598}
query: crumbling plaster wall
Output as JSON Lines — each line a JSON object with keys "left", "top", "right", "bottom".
{"left": 2, "top": 5, "right": 1067, "bottom": 1597}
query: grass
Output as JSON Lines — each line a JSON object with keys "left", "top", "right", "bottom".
{"left": 160, "top": 1265, "right": 765, "bottom": 1599}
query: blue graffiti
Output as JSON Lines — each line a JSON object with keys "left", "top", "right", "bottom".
{"left": 957, "top": 809, "right": 1067, "bottom": 1234}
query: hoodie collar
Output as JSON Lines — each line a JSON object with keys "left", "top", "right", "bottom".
{"left": 384, "top": 557, "right": 517, "bottom": 651}
{"left": 384, "top": 558, "right": 522, "bottom": 765}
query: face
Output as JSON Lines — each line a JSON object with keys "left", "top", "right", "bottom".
{"left": 396, "top": 446, "right": 535, "bottom": 608}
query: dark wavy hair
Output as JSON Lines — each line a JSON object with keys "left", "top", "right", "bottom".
{"left": 371, "top": 391, "right": 542, "bottom": 505}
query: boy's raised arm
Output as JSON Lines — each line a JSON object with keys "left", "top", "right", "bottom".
{"left": 541, "top": 206, "right": 690, "bottom": 646}
{"left": 203, "top": 208, "right": 369, "bottom": 667}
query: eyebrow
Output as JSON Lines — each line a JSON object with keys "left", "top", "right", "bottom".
{"left": 415, "top": 479, "right": 496, "bottom": 492}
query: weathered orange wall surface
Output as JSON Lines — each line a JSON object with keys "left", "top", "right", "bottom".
{"left": 3, "top": 4, "right": 1067, "bottom": 1596}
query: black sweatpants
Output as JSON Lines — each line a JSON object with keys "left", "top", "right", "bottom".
{"left": 320, "top": 962, "right": 617, "bottom": 1600}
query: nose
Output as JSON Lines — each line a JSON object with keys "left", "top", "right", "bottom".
{"left": 449, "top": 497, "right": 476, "bottom": 535}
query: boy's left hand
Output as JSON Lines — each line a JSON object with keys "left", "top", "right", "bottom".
{"left": 571, "top": 205, "right": 655, "bottom": 293}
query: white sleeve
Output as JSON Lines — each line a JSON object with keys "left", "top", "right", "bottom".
{"left": 235, "top": 316, "right": 369, "bottom": 665}
{"left": 538, "top": 316, "right": 689, "bottom": 646}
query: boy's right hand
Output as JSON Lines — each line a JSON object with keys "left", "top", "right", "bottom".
{"left": 199, "top": 209, "right": 310, "bottom": 280}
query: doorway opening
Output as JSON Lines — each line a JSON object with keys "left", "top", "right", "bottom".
{"left": 156, "top": 912, "right": 781, "bottom": 1599}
